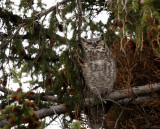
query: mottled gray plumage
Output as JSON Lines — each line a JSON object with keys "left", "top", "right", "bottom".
{"left": 82, "top": 35, "right": 116, "bottom": 129}
{"left": 82, "top": 35, "right": 116, "bottom": 96}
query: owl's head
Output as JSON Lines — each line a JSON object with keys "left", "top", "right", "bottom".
{"left": 81, "top": 35, "right": 105, "bottom": 51}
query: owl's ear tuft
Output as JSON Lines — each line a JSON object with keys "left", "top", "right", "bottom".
{"left": 100, "top": 34, "right": 104, "bottom": 40}
{"left": 81, "top": 38, "right": 86, "bottom": 42}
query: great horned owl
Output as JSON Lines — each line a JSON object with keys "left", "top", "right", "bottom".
{"left": 82, "top": 35, "right": 116, "bottom": 96}
{"left": 81, "top": 35, "right": 116, "bottom": 129}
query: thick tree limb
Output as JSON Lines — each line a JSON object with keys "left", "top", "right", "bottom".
{"left": 0, "top": 104, "right": 67, "bottom": 127}
{"left": 0, "top": 83, "right": 159, "bottom": 103}
{"left": 107, "top": 83, "right": 160, "bottom": 101}
{"left": 83, "top": 83, "right": 160, "bottom": 107}
{"left": 44, "top": 83, "right": 160, "bottom": 105}
{"left": 0, "top": 85, "right": 57, "bottom": 103}
{"left": 0, "top": 83, "right": 160, "bottom": 127}
{"left": 117, "top": 95, "right": 152, "bottom": 105}
{"left": 37, "top": 104, "right": 66, "bottom": 118}
{"left": 0, "top": 96, "right": 154, "bottom": 127}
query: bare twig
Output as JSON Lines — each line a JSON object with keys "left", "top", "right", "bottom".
{"left": 114, "top": 106, "right": 125, "bottom": 129}
{"left": 36, "top": 0, "right": 70, "bottom": 19}
{"left": 77, "top": 0, "right": 82, "bottom": 44}
{"left": 0, "top": 23, "right": 25, "bottom": 50}
{"left": 0, "top": 86, "right": 14, "bottom": 94}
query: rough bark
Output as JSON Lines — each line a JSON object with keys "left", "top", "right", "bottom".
{"left": 107, "top": 83, "right": 160, "bottom": 101}
{"left": 0, "top": 104, "right": 67, "bottom": 128}
{"left": 0, "top": 83, "right": 159, "bottom": 127}
{"left": 36, "top": 104, "right": 67, "bottom": 118}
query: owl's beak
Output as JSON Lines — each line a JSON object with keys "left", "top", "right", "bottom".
{"left": 93, "top": 43, "right": 97, "bottom": 48}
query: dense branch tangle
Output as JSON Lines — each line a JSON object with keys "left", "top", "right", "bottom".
{"left": 0, "top": 0, "right": 108, "bottom": 128}
{"left": 0, "top": 0, "right": 75, "bottom": 128}
{"left": 1, "top": 0, "right": 160, "bottom": 129}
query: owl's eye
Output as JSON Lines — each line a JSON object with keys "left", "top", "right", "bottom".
{"left": 87, "top": 42, "right": 92, "bottom": 45}
{"left": 96, "top": 40, "right": 101, "bottom": 44}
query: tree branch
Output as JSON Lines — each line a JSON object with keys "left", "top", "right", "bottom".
{"left": 51, "top": 32, "right": 69, "bottom": 44}
{"left": 84, "top": 83, "right": 160, "bottom": 107}
{"left": 117, "top": 95, "right": 152, "bottom": 105}
{"left": 0, "top": 83, "right": 160, "bottom": 127}
{"left": 0, "top": 7, "right": 23, "bottom": 26}
{"left": 107, "top": 83, "right": 160, "bottom": 101}
{"left": 1, "top": 82, "right": 158, "bottom": 104}
{"left": 36, "top": 0, "right": 70, "bottom": 19}
{"left": 77, "top": 0, "right": 82, "bottom": 44}
{"left": 0, "top": 0, "right": 71, "bottom": 50}
{"left": 0, "top": 23, "right": 25, "bottom": 50}
{"left": 37, "top": 104, "right": 66, "bottom": 118}
{"left": 0, "top": 86, "right": 14, "bottom": 94}
{"left": 0, "top": 104, "right": 67, "bottom": 127}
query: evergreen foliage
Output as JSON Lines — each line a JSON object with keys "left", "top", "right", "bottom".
{"left": 108, "top": 0, "right": 160, "bottom": 53}
{"left": 0, "top": 0, "right": 160, "bottom": 128}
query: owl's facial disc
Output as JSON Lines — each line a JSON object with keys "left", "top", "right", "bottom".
{"left": 81, "top": 37, "right": 105, "bottom": 51}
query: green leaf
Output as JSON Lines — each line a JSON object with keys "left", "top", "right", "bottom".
{"left": 17, "top": 62, "right": 28, "bottom": 78}
{"left": 70, "top": 120, "right": 81, "bottom": 129}
{"left": 7, "top": 95, "right": 12, "bottom": 99}
{"left": 13, "top": 77, "right": 19, "bottom": 83}
{"left": 21, "top": 62, "right": 28, "bottom": 73}
{"left": 38, "top": 120, "right": 45, "bottom": 129}
{"left": 9, "top": 68, "right": 17, "bottom": 77}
